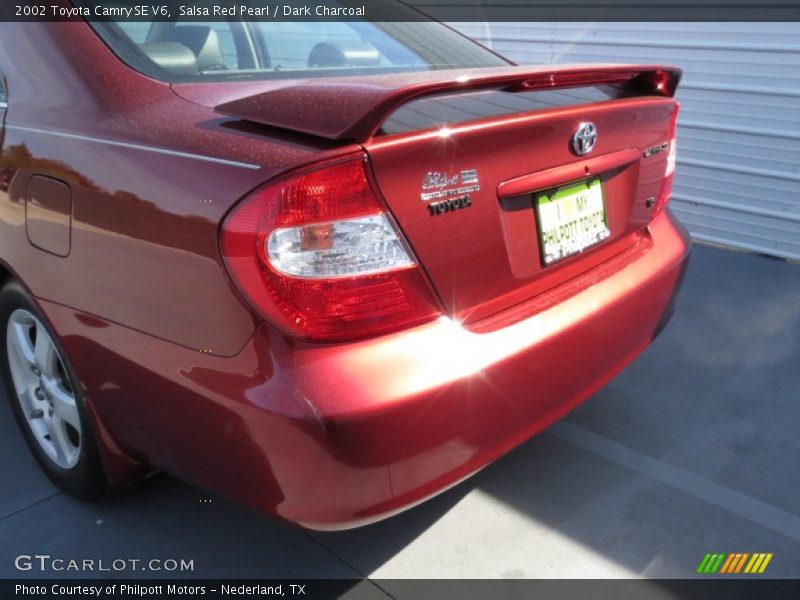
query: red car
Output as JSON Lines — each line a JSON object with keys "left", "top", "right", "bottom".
{"left": 0, "top": 8, "right": 689, "bottom": 529}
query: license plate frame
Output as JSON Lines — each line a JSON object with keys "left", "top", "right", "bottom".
{"left": 535, "top": 178, "right": 610, "bottom": 266}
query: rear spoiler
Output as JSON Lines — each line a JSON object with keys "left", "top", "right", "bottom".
{"left": 215, "top": 64, "right": 681, "bottom": 144}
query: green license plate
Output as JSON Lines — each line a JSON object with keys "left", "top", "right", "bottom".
{"left": 535, "top": 178, "right": 610, "bottom": 265}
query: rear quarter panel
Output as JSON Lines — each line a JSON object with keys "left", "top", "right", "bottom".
{"left": 0, "top": 21, "right": 350, "bottom": 356}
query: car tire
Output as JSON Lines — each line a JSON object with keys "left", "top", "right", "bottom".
{"left": 0, "top": 280, "right": 111, "bottom": 500}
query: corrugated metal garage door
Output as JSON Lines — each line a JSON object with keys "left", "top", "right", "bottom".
{"left": 451, "top": 23, "right": 800, "bottom": 260}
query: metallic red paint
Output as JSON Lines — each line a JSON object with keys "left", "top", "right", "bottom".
{"left": 214, "top": 65, "right": 680, "bottom": 142}
{"left": 38, "top": 210, "right": 688, "bottom": 528}
{"left": 0, "top": 13, "right": 690, "bottom": 529}
{"left": 365, "top": 96, "right": 678, "bottom": 323}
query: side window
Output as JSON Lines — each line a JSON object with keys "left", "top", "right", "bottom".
{"left": 115, "top": 22, "right": 153, "bottom": 44}
{"left": 0, "top": 71, "right": 7, "bottom": 106}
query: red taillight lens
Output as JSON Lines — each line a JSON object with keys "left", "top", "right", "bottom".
{"left": 221, "top": 153, "right": 442, "bottom": 342}
{"left": 654, "top": 104, "right": 680, "bottom": 216}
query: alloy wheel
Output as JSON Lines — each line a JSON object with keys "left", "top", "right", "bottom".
{"left": 6, "top": 309, "right": 81, "bottom": 469}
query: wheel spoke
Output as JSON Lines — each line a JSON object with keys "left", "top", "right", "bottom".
{"left": 17, "top": 381, "right": 38, "bottom": 414}
{"left": 43, "top": 414, "right": 70, "bottom": 466}
{"left": 33, "top": 325, "right": 57, "bottom": 379}
{"left": 8, "top": 321, "right": 36, "bottom": 367}
{"left": 50, "top": 384, "right": 81, "bottom": 432}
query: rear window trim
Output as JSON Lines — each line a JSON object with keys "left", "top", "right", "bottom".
{"left": 0, "top": 71, "right": 7, "bottom": 107}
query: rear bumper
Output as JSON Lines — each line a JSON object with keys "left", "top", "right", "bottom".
{"left": 43, "top": 210, "right": 690, "bottom": 530}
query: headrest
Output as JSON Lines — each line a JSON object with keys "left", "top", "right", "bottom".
{"left": 139, "top": 42, "right": 198, "bottom": 74}
{"left": 308, "top": 41, "right": 381, "bottom": 69}
{"left": 165, "top": 26, "right": 227, "bottom": 72}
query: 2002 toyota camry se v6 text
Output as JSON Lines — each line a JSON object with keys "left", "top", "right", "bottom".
{"left": 0, "top": 3, "right": 689, "bottom": 529}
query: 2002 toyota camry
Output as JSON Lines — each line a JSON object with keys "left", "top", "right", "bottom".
{"left": 0, "top": 5, "right": 689, "bottom": 529}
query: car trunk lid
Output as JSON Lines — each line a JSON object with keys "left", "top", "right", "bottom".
{"left": 214, "top": 64, "right": 680, "bottom": 325}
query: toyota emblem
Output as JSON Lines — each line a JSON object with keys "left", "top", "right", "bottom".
{"left": 572, "top": 122, "right": 598, "bottom": 156}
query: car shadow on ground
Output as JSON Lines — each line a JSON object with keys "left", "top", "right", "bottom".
{"left": 2, "top": 245, "right": 799, "bottom": 581}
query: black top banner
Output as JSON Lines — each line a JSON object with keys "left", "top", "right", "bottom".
{"left": 3, "top": 0, "right": 800, "bottom": 22}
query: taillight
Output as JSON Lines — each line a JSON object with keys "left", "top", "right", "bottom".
{"left": 654, "top": 104, "right": 680, "bottom": 216}
{"left": 220, "top": 153, "right": 442, "bottom": 342}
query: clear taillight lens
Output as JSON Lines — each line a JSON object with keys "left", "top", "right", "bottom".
{"left": 267, "top": 214, "right": 414, "bottom": 278}
{"left": 220, "top": 153, "right": 442, "bottom": 342}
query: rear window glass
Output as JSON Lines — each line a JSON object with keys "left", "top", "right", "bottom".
{"left": 85, "top": 6, "right": 508, "bottom": 83}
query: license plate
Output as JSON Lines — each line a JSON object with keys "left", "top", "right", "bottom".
{"left": 535, "top": 178, "right": 610, "bottom": 265}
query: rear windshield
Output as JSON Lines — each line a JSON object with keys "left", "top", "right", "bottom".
{"left": 85, "top": 5, "right": 509, "bottom": 83}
